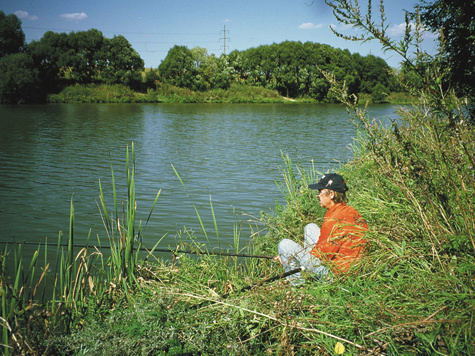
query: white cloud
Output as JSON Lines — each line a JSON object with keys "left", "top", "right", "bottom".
{"left": 299, "top": 22, "right": 324, "bottom": 30}
{"left": 14, "top": 10, "right": 39, "bottom": 21}
{"left": 388, "top": 22, "right": 437, "bottom": 39}
{"left": 387, "top": 22, "right": 411, "bottom": 37}
{"left": 330, "top": 23, "right": 356, "bottom": 32}
{"left": 60, "top": 12, "right": 88, "bottom": 21}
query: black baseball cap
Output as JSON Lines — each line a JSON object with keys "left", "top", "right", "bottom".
{"left": 308, "top": 173, "right": 348, "bottom": 193}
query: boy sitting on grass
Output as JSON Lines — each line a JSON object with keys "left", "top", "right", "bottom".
{"left": 275, "top": 173, "right": 368, "bottom": 286}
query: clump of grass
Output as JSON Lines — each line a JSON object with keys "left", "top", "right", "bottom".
{"left": 3, "top": 1, "right": 475, "bottom": 354}
{"left": 151, "top": 83, "right": 287, "bottom": 103}
{"left": 0, "top": 142, "right": 162, "bottom": 354}
{"left": 0, "top": 208, "right": 102, "bottom": 355}
{"left": 48, "top": 82, "right": 291, "bottom": 104}
{"left": 98, "top": 142, "right": 161, "bottom": 286}
{"left": 48, "top": 84, "right": 147, "bottom": 103}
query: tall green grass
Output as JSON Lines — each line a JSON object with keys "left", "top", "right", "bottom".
{"left": 2, "top": 1, "right": 474, "bottom": 353}
{"left": 48, "top": 82, "right": 293, "bottom": 104}
{"left": 48, "top": 83, "right": 146, "bottom": 103}
{"left": 98, "top": 143, "right": 161, "bottom": 286}
{"left": 0, "top": 142, "right": 161, "bottom": 354}
{"left": 0, "top": 203, "right": 98, "bottom": 354}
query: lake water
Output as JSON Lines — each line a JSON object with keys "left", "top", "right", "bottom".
{"left": 0, "top": 103, "right": 399, "bottom": 255}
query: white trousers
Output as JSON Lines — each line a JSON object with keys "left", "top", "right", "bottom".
{"left": 277, "top": 223, "right": 329, "bottom": 286}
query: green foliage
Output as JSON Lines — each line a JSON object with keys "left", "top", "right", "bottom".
{"left": 100, "top": 35, "right": 145, "bottom": 90}
{"left": 0, "top": 52, "right": 42, "bottom": 103}
{"left": 0, "top": 11, "right": 25, "bottom": 57}
{"left": 0, "top": 12, "right": 43, "bottom": 104}
{"left": 158, "top": 41, "right": 397, "bottom": 101}
{"left": 371, "top": 83, "right": 389, "bottom": 103}
{"left": 3, "top": 13, "right": 406, "bottom": 104}
{"left": 158, "top": 45, "right": 196, "bottom": 89}
{"left": 48, "top": 83, "right": 147, "bottom": 103}
{"left": 142, "top": 68, "right": 160, "bottom": 90}
{"left": 414, "top": 0, "right": 475, "bottom": 110}
{"left": 29, "top": 29, "right": 144, "bottom": 92}
{"left": 50, "top": 82, "right": 287, "bottom": 104}
{"left": 50, "top": 82, "right": 280, "bottom": 104}
{"left": 155, "top": 82, "right": 286, "bottom": 103}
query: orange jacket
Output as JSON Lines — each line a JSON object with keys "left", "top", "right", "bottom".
{"left": 310, "top": 203, "right": 368, "bottom": 274}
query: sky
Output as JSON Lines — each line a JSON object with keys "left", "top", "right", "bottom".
{"left": 2, "top": 0, "right": 438, "bottom": 69}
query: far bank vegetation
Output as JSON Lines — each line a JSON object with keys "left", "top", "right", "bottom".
{"left": 1, "top": 12, "right": 410, "bottom": 104}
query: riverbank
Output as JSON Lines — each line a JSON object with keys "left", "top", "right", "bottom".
{"left": 47, "top": 83, "right": 415, "bottom": 104}
{"left": 2, "top": 90, "right": 474, "bottom": 354}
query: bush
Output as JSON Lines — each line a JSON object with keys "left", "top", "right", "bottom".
{"left": 49, "top": 83, "right": 148, "bottom": 103}
{"left": 0, "top": 52, "right": 42, "bottom": 103}
{"left": 371, "top": 83, "right": 389, "bottom": 103}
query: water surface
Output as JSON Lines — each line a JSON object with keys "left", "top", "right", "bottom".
{"left": 0, "top": 103, "right": 399, "bottom": 252}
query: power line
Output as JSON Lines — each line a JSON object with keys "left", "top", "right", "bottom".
{"left": 22, "top": 26, "right": 216, "bottom": 36}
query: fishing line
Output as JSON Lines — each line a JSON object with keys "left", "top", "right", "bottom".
{"left": 1, "top": 241, "right": 274, "bottom": 259}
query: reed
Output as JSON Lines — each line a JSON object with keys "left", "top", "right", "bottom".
{"left": 171, "top": 163, "right": 256, "bottom": 264}
{"left": 97, "top": 142, "right": 162, "bottom": 288}
{"left": 2, "top": 0, "right": 474, "bottom": 351}
{"left": 4, "top": 117, "right": 470, "bottom": 355}
{"left": 0, "top": 142, "right": 163, "bottom": 354}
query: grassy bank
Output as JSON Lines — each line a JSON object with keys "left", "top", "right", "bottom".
{"left": 3, "top": 4, "right": 474, "bottom": 353}
{"left": 2, "top": 83, "right": 474, "bottom": 354}
{"left": 48, "top": 83, "right": 290, "bottom": 104}
{"left": 47, "top": 82, "right": 413, "bottom": 105}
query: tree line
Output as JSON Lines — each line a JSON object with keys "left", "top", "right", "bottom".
{"left": 0, "top": 11, "right": 145, "bottom": 103}
{"left": 0, "top": 10, "right": 399, "bottom": 104}
{"left": 1, "top": 0, "right": 474, "bottom": 107}
{"left": 158, "top": 42, "right": 399, "bottom": 101}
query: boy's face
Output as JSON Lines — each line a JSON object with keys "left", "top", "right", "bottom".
{"left": 318, "top": 189, "right": 334, "bottom": 209}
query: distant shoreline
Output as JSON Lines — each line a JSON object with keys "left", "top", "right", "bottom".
{"left": 47, "top": 83, "right": 415, "bottom": 105}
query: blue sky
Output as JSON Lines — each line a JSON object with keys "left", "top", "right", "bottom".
{"left": 2, "top": 0, "right": 437, "bottom": 69}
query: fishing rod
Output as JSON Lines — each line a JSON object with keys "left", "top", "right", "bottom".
{"left": 311, "top": 161, "right": 346, "bottom": 164}
{"left": 221, "top": 266, "right": 305, "bottom": 299}
{"left": 2, "top": 240, "right": 274, "bottom": 260}
{"left": 188, "top": 266, "right": 305, "bottom": 311}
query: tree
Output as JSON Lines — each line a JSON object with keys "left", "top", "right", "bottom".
{"left": 189, "top": 46, "right": 212, "bottom": 91}
{"left": 100, "top": 35, "right": 144, "bottom": 89}
{"left": 29, "top": 31, "right": 68, "bottom": 93}
{"left": 143, "top": 68, "right": 160, "bottom": 90}
{"left": 66, "top": 29, "right": 105, "bottom": 83}
{"left": 371, "top": 83, "right": 389, "bottom": 103}
{"left": 158, "top": 45, "right": 196, "bottom": 89}
{"left": 29, "top": 30, "right": 144, "bottom": 91}
{"left": 0, "top": 11, "right": 25, "bottom": 57}
{"left": 414, "top": 0, "right": 475, "bottom": 109}
{"left": 0, "top": 12, "right": 42, "bottom": 103}
{"left": 234, "top": 41, "right": 393, "bottom": 100}
{"left": 0, "top": 52, "right": 41, "bottom": 103}
{"left": 358, "top": 55, "right": 393, "bottom": 94}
